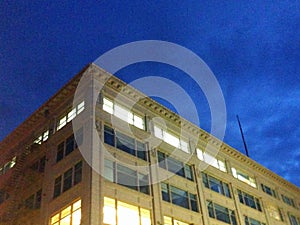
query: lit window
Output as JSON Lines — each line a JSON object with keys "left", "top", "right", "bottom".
{"left": 57, "top": 101, "right": 85, "bottom": 131}
{"left": 103, "top": 197, "right": 151, "bottom": 225}
{"left": 0, "top": 156, "right": 17, "bottom": 175}
{"left": 231, "top": 167, "right": 256, "bottom": 188}
{"left": 197, "top": 148, "right": 226, "bottom": 172}
{"left": 164, "top": 216, "right": 189, "bottom": 225}
{"left": 102, "top": 97, "right": 145, "bottom": 130}
{"left": 103, "top": 97, "right": 114, "bottom": 114}
{"left": 34, "top": 130, "right": 49, "bottom": 144}
{"left": 154, "top": 125, "right": 189, "bottom": 153}
{"left": 50, "top": 199, "right": 81, "bottom": 225}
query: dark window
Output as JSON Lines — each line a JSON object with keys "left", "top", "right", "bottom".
{"left": 158, "top": 151, "right": 193, "bottom": 181}
{"left": 104, "top": 125, "right": 147, "bottom": 161}
{"left": 161, "top": 183, "right": 170, "bottom": 202}
{"left": 137, "top": 141, "right": 146, "bottom": 161}
{"left": 238, "top": 190, "right": 262, "bottom": 211}
{"left": 207, "top": 201, "right": 236, "bottom": 225}
{"left": 138, "top": 173, "right": 149, "bottom": 194}
{"left": 35, "top": 189, "right": 42, "bottom": 209}
{"left": 161, "top": 183, "right": 198, "bottom": 212}
{"left": 63, "top": 168, "right": 73, "bottom": 192}
{"left": 245, "top": 216, "right": 266, "bottom": 225}
{"left": 53, "top": 176, "right": 62, "bottom": 198}
{"left": 75, "top": 127, "right": 83, "bottom": 146}
{"left": 289, "top": 215, "right": 299, "bottom": 225}
{"left": 282, "top": 194, "right": 295, "bottom": 207}
{"left": 171, "top": 186, "right": 189, "bottom": 208}
{"left": 202, "top": 173, "right": 231, "bottom": 198}
{"left": 53, "top": 161, "right": 82, "bottom": 198}
{"left": 65, "top": 135, "right": 75, "bottom": 156}
{"left": 104, "top": 125, "right": 115, "bottom": 146}
{"left": 56, "top": 142, "right": 64, "bottom": 162}
{"left": 25, "top": 195, "right": 34, "bottom": 209}
{"left": 117, "top": 164, "right": 137, "bottom": 191}
{"left": 74, "top": 161, "right": 82, "bottom": 185}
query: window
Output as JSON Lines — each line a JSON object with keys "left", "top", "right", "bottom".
{"left": 0, "top": 156, "right": 16, "bottom": 175}
{"left": 282, "top": 194, "right": 296, "bottom": 207}
{"left": 202, "top": 173, "right": 231, "bottom": 198}
{"left": 103, "top": 197, "right": 151, "bottom": 225}
{"left": 57, "top": 101, "right": 85, "bottom": 130}
{"left": 154, "top": 125, "right": 189, "bottom": 153}
{"left": 164, "top": 216, "right": 189, "bottom": 225}
{"left": 56, "top": 133, "right": 82, "bottom": 162}
{"left": 266, "top": 205, "right": 283, "bottom": 221}
{"left": 34, "top": 130, "right": 49, "bottom": 144}
{"left": 104, "top": 159, "right": 150, "bottom": 195}
{"left": 103, "top": 97, "right": 145, "bottom": 130}
{"left": 50, "top": 199, "right": 81, "bottom": 225}
{"left": 261, "top": 184, "right": 277, "bottom": 198}
{"left": 231, "top": 167, "right": 256, "bottom": 188}
{"left": 161, "top": 183, "right": 198, "bottom": 212}
{"left": 0, "top": 190, "right": 9, "bottom": 205}
{"left": 24, "top": 189, "right": 42, "bottom": 209}
{"left": 245, "top": 216, "right": 266, "bottom": 225}
{"left": 196, "top": 148, "right": 226, "bottom": 172}
{"left": 289, "top": 214, "right": 300, "bottom": 225}
{"left": 158, "top": 151, "right": 193, "bottom": 181}
{"left": 238, "top": 190, "right": 262, "bottom": 211}
{"left": 31, "top": 156, "right": 46, "bottom": 172}
{"left": 53, "top": 162, "right": 82, "bottom": 198}
{"left": 207, "top": 201, "right": 237, "bottom": 225}
{"left": 104, "top": 125, "right": 147, "bottom": 161}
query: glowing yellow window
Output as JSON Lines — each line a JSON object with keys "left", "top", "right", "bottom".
{"left": 118, "top": 201, "right": 139, "bottom": 225}
{"left": 140, "top": 208, "right": 151, "bottom": 225}
{"left": 104, "top": 197, "right": 116, "bottom": 225}
{"left": 164, "top": 216, "right": 172, "bottom": 225}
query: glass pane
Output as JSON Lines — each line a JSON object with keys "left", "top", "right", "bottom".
{"left": 167, "top": 157, "right": 184, "bottom": 177}
{"left": 133, "top": 114, "right": 144, "bottom": 129}
{"left": 60, "top": 215, "right": 71, "bottom": 225}
{"left": 116, "top": 132, "right": 136, "bottom": 156}
{"left": 104, "top": 126, "right": 115, "bottom": 146}
{"left": 164, "top": 132, "right": 180, "bottom": 148}
{"left": 171, "top": 186, "right": 189, "bottom": 209}
{"left": 103, "top": 98, "right": 114, "bottom": 114}
{"left": 196, "top": 148, "right": 204, "bottom": 161}
{"left": 117, "top": 201, "right": 139, "bottom": 225}
{"left": 154, "top": 126, "right": 163, "bottom": 139}
{"left": 104, "top": 159, "right": 114, "bottom": 182}
{"left": 77, "top": 101, "right": 85, "bottom": 114}
{"left": 51, "top": 214, "right": 60, "bottom": 224}
{"left": 164, "top": 216, "right": 172, "bottom": 225}
{"left": 103, "top": 197, "right": 116, "bottom": 225}
{"left": 72, "top": 209, "right": 81, "bottom": 225}
{"left": 63, "top": 168, "right": 73, "bottom": 192}
{"left": 61, "top": 206, "right": 71, "bottom": 218}
{"left": 161, "top": 183, "right": 170, "bottom": 202}
{"left": 140, "top": 208, "right": 151, "bottom": 225}
{"left": 67, "top": 108, "right": 76, "bottom": 122}
{"left": 73, "top": 199, "right": 81, "bottom": 210}
{"left": 114, "top": 104, "right": 130, "bottom": 122}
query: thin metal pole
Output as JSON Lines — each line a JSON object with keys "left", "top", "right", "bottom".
{"left": 236, "top": 115, "right": 249, "bottom": 157}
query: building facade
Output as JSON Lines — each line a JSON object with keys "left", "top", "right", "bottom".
{"left": 0, "top": 64, "right": 299, "bottom": 225}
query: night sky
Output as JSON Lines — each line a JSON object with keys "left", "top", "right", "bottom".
{"left": 1, "top": 1, "right": 299, "bottom": 187}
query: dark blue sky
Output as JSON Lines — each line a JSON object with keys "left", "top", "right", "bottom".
{"left": 1, "top": 1, "right": 299, "bottom": 186}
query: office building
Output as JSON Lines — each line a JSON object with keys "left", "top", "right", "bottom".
{"left": 0, "top": 64, "right": 299, "bottom": 225}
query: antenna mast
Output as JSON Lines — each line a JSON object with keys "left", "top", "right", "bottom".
{"left": 236, "top": 115, "right": 249, "bottom": 157}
